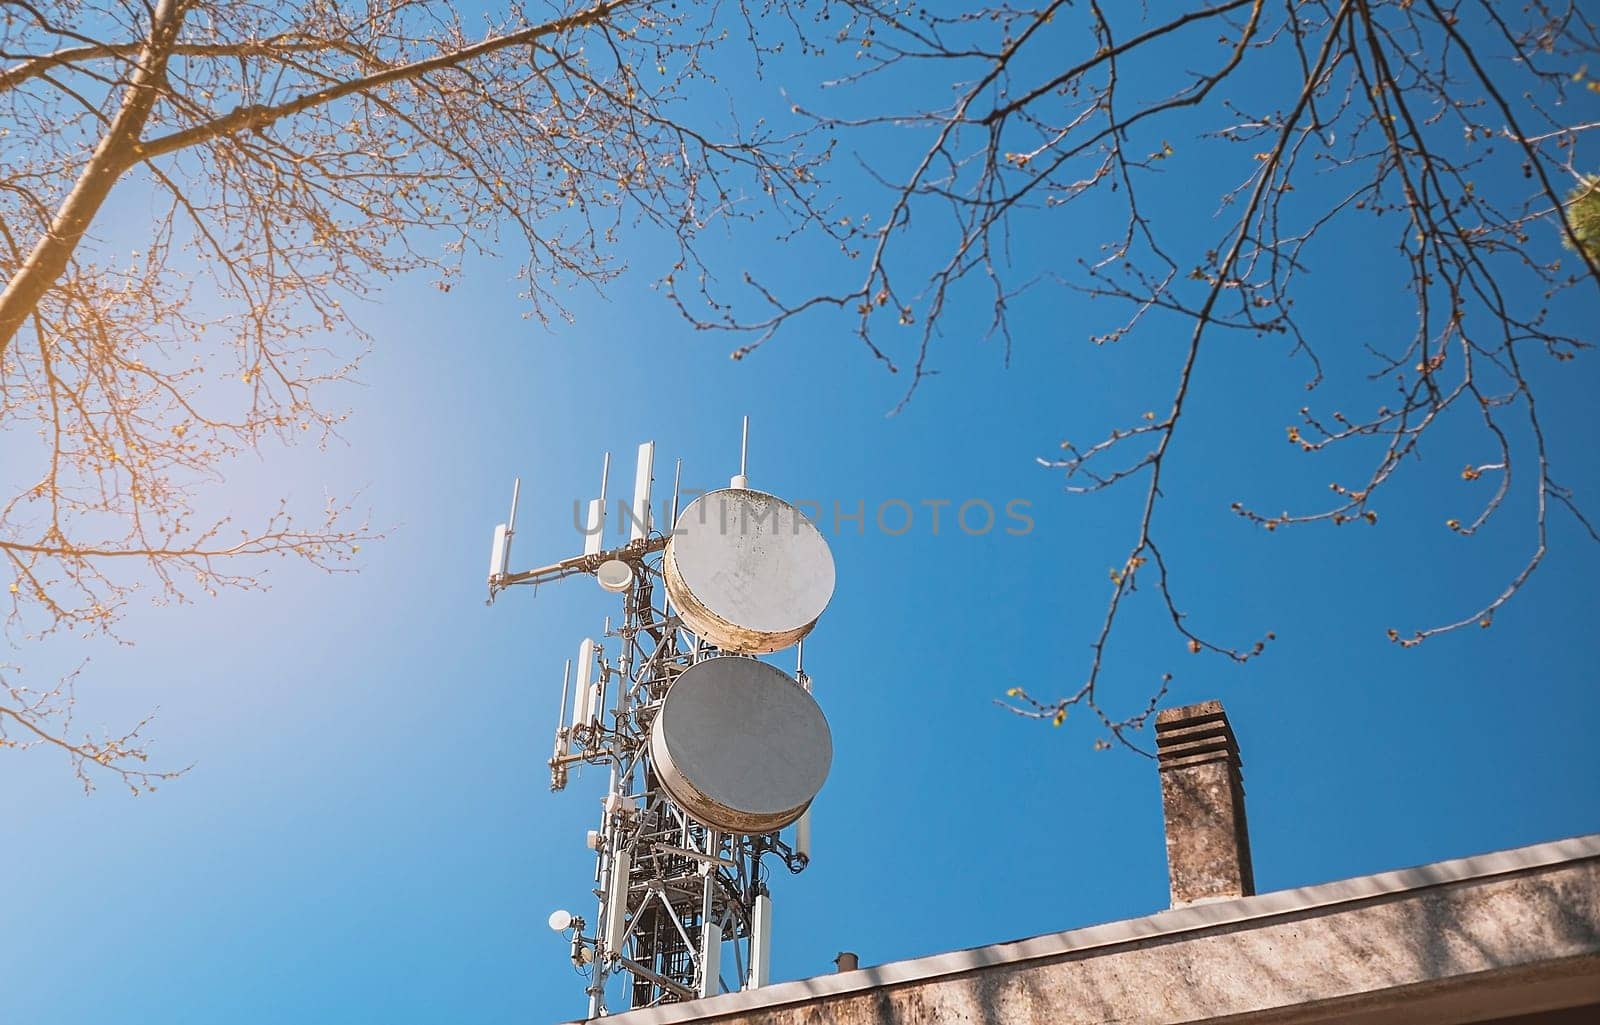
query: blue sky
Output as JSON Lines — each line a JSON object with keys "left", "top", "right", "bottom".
{"left": 3, "top": 4, "right": 1598, "bottom": 1024}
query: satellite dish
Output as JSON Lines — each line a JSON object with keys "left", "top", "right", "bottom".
{"left": 648, "top": 656, "right": 831, "bottom": 834}
{"left": 548, "top": 909, "right": 573, "bottom": 932}
{"left": 663, "top": 489, "right": 835, "bottom": 654}
{"left": 595, "top": 559, "right": 632, "bottom": 593}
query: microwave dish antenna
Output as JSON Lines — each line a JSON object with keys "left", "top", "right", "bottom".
{"left": 649, "top": 656, "right": 832, "bottom": 835}
{"left": 663, "top": 489, "right": 835, "bottom": 654}
{"left": 595, "top": 559, "right": 632, "bottom": 593}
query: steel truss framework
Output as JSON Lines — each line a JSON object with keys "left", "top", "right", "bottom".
{"left": 513, "top": 535, "right": 809, "bottom": 1017}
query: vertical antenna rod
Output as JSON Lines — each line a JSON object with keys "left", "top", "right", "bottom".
{"left": 599, "top": 451, "right": 611, "bottom": 544}
{"left": 732, "top": 416, "right": 750, "bottom": 490}
{"left": 554, "top": 659, "right": 572, "bottom": 756}
{"left": 670, "top": 459, "right": 683, "bottom": 528}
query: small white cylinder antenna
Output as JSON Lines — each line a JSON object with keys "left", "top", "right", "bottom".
{"left": 790, "top": 668, "right": 812, "bottom": 857}
{"left": 794, "top": 667, "right": 812, "bottom": 862}
{"left": 794, "top": 810, "right": 812, "bottom": 864}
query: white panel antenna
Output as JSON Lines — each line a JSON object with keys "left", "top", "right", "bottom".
{"left": 630, "top": 441, "right": 655, "bottom": 542}
{"left": 749, "top": 894, "right": 772, "bottom": 989}
{"left": 582, "top": 500, "right": 605, "bottom": 557}
{"left": 488, "top": 523, "right": 510, "bottom": 579}
{"left": 604, "top": 848, "right": 632, "bottom": 956}
{"left": 584, "top": 453, "right": 611, "bottom": 557}
{"left": 487, "top": 478, "right": 521, "bottom": 583}
{"left": 574, "top": 638, "right": 596, "bottom": 728}
{"left": 699, "top": 922, "right": 722, "bottom": 998}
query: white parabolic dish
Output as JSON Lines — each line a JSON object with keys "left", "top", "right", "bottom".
{"left": 663, "top": 488, "right": 835, "bottom": 654}
{"left": 595, "top": 559, "right": 633, "bottom": 593}
{"left": 649, "top": 656, "right": 832, "bottom": 835}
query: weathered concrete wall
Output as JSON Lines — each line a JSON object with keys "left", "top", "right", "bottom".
{"left": 588, "top": 836, "right": 1600, "bottom": 1025}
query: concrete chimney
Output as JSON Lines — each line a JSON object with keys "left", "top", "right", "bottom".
{"left": 1156, "top": 700, "right": 1255, "bottom": 907}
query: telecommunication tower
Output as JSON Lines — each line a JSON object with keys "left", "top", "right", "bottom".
{"left": 483, "top": 420, "right": 835, "bottom": 1017}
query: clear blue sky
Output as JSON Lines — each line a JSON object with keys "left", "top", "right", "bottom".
{"left": 3, "top": 6, "right": 1597, "bottom": 1024}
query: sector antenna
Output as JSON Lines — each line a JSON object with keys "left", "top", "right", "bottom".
{"left": 480, "top": 420, "right": 835, "bottom": 1017}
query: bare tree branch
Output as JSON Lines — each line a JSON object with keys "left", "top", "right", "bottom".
{"left": 0, "top": 0, "right": 846, "bottom": 784}
{"left": 681, "top": 0, "right": 1600, "bottom": 745}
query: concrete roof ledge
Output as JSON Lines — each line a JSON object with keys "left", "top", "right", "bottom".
{"left": 586, "top": 833, "right": 1600, "bottom": 1025}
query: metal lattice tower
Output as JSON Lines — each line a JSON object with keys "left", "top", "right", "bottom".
{"left": 484, "top": 428, "right": 826, "bottom": 1017}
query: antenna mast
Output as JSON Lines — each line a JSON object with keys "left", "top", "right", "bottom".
{"left": 481, "top": 426, "right": 835, "bottom": 1017}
